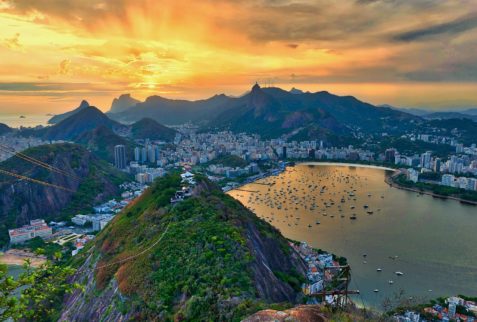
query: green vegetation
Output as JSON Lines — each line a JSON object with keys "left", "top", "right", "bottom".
{"left": 206, "top": 154, "right": 248, "bottom": 168}
{"left": 0, "top": 261, "right": 81, "bottom": 321}
{"left": 88, "top": 174, "right": 303, "bottom": 321}
{"left": 273, "top": 270, "right": 305, "bottom": 292}
{"left": 372, "top": 137, "right": 454, "bottom": 157}
{"left": 0, "top": 143, "right": 130, "bottom": 247}
{"left": 56, "top": 159, "right": 130, "bottom": 220}
{"left": 424, "top": 118, "right": 477, "bottom": 145}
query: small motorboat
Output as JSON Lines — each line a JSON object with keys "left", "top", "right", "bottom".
{"left": 376, "top": 268, "right": 382, "bottom": 272}
{"left": 395, "top": 271, "right": 404, "bottom": 276}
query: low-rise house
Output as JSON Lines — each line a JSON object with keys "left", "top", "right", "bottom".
{"left": 8, "top": 219, "right": 52, "bottom": 244}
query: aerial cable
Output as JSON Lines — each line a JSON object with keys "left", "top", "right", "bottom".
{"left": 0, "top": 168, "right": 75, "bottom": 192}
{"left": 0, "top": 144, "right": 82, "bottom": 181}
{"left": 0, "top": 144, "right": 80, "bottom": 180}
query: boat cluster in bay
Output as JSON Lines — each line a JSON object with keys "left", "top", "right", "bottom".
{"left": 233, "top": 167, "right": 383, "bottom": 228}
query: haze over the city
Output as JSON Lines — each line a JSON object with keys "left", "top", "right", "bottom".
{"left": 1, "top": 0, "right": 477, "bottom": 114}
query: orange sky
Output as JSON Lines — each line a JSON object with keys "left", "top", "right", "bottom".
{"left": 1, "top": 0, "right": 477, "bottom": 114}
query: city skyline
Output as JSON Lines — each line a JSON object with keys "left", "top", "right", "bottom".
{"left": 1, "top": 0, "right": 477, "bottom": 114}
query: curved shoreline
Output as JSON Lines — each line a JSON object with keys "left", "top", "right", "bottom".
{"left": 232, "top": 162, "right": 477, "bottom": 206}
{"left": 385, "top": 172, "right": 477, "bottom": 206}
{"left": 298, "top": 161, "right": 395, "bottom": 171}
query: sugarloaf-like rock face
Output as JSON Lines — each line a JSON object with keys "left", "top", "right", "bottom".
{"left": 42, "top": 106, "right": 126, "bottom": 141}
{"left": 48, "top": 100, "right": 90, "bottom": 124}
{"left": 109, "top": 94, "right": 140, "bottom": 114}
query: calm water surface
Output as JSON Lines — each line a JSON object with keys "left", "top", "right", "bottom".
{"left": 0, "top": 114, "right": 51, "bottom": 128}
{"left": 228, "top": 163, "right": 477, "bottom": 309}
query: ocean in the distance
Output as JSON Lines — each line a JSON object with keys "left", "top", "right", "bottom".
{"left": 0, "top": 114, "right": 51, "bottom": 128}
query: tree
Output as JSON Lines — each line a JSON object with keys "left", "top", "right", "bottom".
{"left": 0, "top": 260, "right": 81, "bottom": 321}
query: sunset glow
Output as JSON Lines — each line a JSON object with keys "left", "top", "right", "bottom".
{"left": 1, "top": 0, "right": 477, "bottom": 113}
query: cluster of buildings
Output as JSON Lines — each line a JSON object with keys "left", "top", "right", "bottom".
{"left": 441, "top": 174, "right": 477, "bottom": 191}
{"left": 71, "top": 182, "right": 148, "bottom": 233}
{"left": 135, "top": 131, "right": 376, "bottom": 170}
{"left": 277, "top": 142, "right": 374, "bottom": 162}
{"left": 71, "top": 213, "right": 114, "bottom": 231}
{"left": 290, "top": 241, "right": 345, "bottom": 305}
{"left": 117, "top": 131, "right": 380, "bottom": 185}
{"left": 394, "top": 296, "right": 477, "bottom": 321}
{"left": 207, "top": 162, "right": 259, "bottom": 178}
{"left": 8, "top": 219, "right": 53, "bottom": 244}
{"left": 133, "top": 140, "right": 162, "bottom": 164}
{"left": 129, "top": 162, "right": 165, "bottom": 184}
{"left": 386, "top": 146, "right": 477, "bottom": 192}
{"left": 8, "top": 180, "right": 148, "bottom": 254}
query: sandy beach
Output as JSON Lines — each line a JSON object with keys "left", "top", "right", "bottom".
{"left": 0, "top": 249, "right": 47, "bottom": 267}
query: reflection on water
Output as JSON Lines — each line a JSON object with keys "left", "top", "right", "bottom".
{"left": 228, "top": 163, "right": 477, "bottom": 309}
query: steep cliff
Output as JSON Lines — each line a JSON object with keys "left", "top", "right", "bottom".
{"left": 109, "top": 94, "right": 140, "bottom": 114}
{"left": 0, "top": 143, "right": 129, "bottom": 246}
{"left": 60, "top": 174, "right": 307, "bottom": 321}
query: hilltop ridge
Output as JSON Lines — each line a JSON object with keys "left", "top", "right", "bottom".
{"left": 61, "top": 173, "right": 307, "bottom": 321}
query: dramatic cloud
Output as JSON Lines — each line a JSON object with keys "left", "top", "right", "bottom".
{"left": 395, "top": 13, "right": 477, "bottom": 42}
{"left": 0, "top": 0, "right": 476, "bottom": 113}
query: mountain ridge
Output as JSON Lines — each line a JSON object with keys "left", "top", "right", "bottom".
{"left": 48, "top": 100, "right": 90, "bottom": 124}
{"left": 42, "top": 106, "right": 126, "bottom": 141}
{"left": 108, "top": 84, "right": 419, "bottom": 139}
